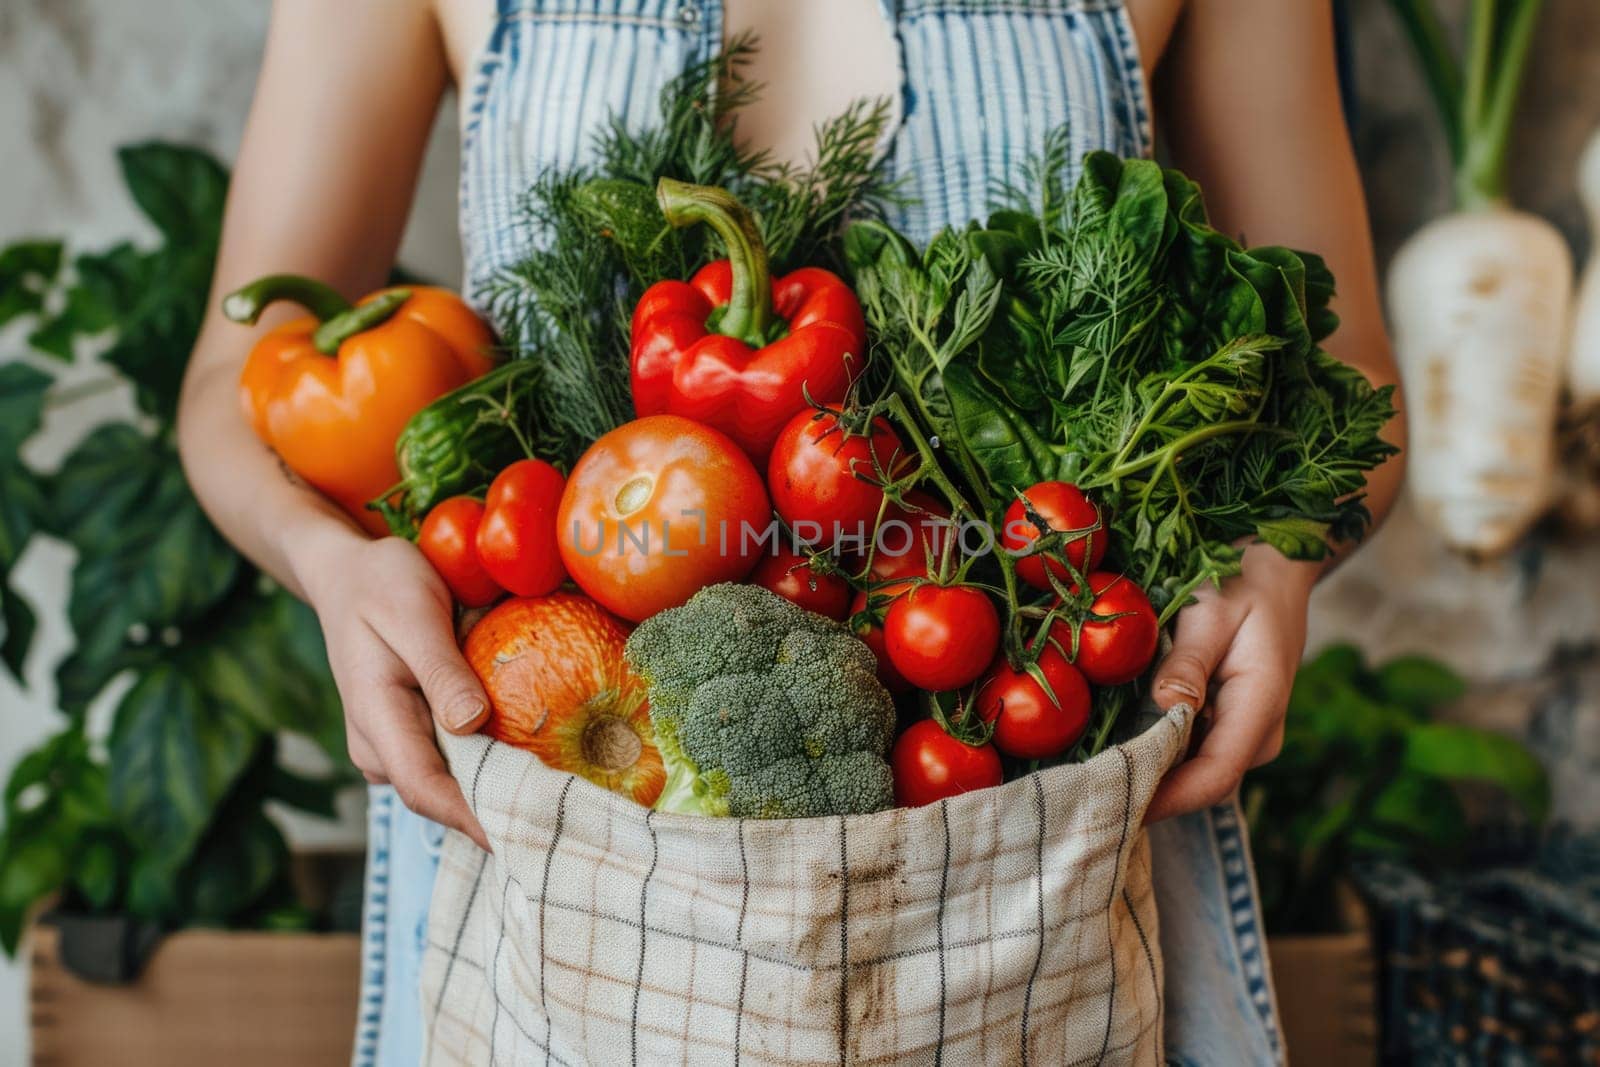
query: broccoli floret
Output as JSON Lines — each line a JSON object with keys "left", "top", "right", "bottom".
{"left": 624, "top": 583, "right": 897, "bottom": 818}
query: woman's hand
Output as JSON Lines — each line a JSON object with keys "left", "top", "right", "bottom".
{"left": 296, "top": 524, "right": 491, "bottom": 850}
{"left": 1144, "top": 544, "right": 1319, "bottom": 823}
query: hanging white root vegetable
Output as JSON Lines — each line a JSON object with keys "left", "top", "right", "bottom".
{"left": 1566, "top": 127, "right": 1600, "bottom": 406}
{"left": 1386, "top": 0, "right": 1573, "bottom": 557}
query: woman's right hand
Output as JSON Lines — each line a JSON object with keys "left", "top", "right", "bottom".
{"left": 296, "top": 525, "right": 491, "bottom": 851}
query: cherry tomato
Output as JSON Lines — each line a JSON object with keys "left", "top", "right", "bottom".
{"left": 768, "top": 411, "right": 906, "bottom": 547}
{"left": 884, "top": 585, "right": 1000, "bottom": 692}
{"left": 975, "top": 647, "right": 1092, "bottom": 759}
{"left": 867, "top": 491, "right": 953, "bottom": 584}
{"left": 557, "top": 415, "right": 770, "bottom": 622}
{"left": 891, "top": 719, "right": 1003, "bottom": 806}
{"left": 750, "top": 549, "right": 851, "bottom": 619}
{"left": 418, "top": 496, "right": 502, "bottom": 607}
{"left": 848, "top": 589, "right": 912, "bottom": 693}
{"left": 1002, "top": 482, "right": 1107, "bottom": 591}
{"left": 1057, "top": 572, "right": 1159, "bottom": 686}
{"left": 476, "top": 459, "right": 568, "bottom": 598}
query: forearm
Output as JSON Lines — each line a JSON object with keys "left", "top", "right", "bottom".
{"left": 177, "top": 322, "right": 366, "bottom": 603}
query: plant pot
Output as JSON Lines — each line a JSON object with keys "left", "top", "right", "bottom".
{"left": 29, "top": 919, "right": 360, "bottom": 1066}
{"left": 1268, "top": 926, "right": 1378, "bottom": 1066}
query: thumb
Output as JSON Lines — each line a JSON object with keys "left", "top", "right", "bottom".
{"left": 417, "top": 650, "right": 492, "bottom": 735}
{"left": 1150, "top": 596, "right": 1231, "bottom": 711}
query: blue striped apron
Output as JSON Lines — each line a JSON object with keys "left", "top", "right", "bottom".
{"left": 358, "top": 3, "right": 1284, "bottom": 1063}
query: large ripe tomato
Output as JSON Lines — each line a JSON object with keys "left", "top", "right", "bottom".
{"left": 975, "top": 648, "right": 1092, "bottom": 759}
{"left": 884, "top": 585, "right": 1000, "bottom": 692}
{"left": 476, "top": 459, "right": 568, "bottom": 598}
{"left": 464, "top": 593, "right": 664, "bottom": 806}
{"left": 1002, "top": 482, "right": 1107, "bottom": 591}
{"left": 848, "top": 589, "right": 912, "bottom": 693}
{"left": 891, "top": 719, "right": 1003, "bottom": 806}
{"left": 750, "top": 549, "right": 851, "bottom": 619}
{"left": 418, "top": 496, "right": 503, "bottom": 607}
{"left": 867, "top": 491, "right": 953, "bottom": 584}
{"left": 1057, "top": 572, "right": 1159, "bottom": 686}
{"left": 557, "top": 415, "right": 770, "bottom": 622}
{"left": 767, "top": 411, "right": 905, "bottom": 546}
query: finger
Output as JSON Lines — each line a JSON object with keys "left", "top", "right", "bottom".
{"left": 344, "top": 712, "right": 387, "bottom": 781}
{"left": 1150, "top": 595, "right": 1234, "bottom": 711}
{"left": 1145, "top": 667, "right": 1284, "bottom": 824}
{"left": 379, "top": 600, "right": 491, "bottom": 735}
{"left": 365, "top": 687, "right": 491, "bottom": 852}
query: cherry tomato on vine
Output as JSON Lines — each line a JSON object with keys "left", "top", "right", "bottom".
{"left": 1053, "top": 572, "right": 1159, "bottom": 686}
{"left": 891, "top": 718, "right": 1003, "bottom": 806}
{"left": 750, "top": 549, "right": 851, "bottom": 619}
{"left": 557, "top": 415, "right": 769, "bottom": 622}
{"left": 848, "top": 590, "right": 912, "bottom": 693}
{"left": 867, "top": 491, "right": 953, "bottom": 585}
{"left": 768, "top": 411, "right": 906, "bottom": 546}
{"left": 975, "top": 647, "right": 1092, "bottom": 759}
{"left": 884, "top": 585, "right": 999, "bottom": 692}
{"left": 418, "top": 496, "right": 503, "bottom": 607}
{"left": 476, "top": 459, "right": 569, "bottom": 598}
{"left": 1002, "top": 481, "right": 1107, "bottom": 591}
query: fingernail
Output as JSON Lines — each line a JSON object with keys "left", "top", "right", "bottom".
{"left": 1158, "top": 678, "right": 1202, "bottom": 701}
{"left": 447, "top": 698, "right": 486, "bottom": 731}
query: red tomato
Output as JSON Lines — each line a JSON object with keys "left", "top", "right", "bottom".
{"left": 848, "top": 590, "right": 912, "bottom": 693}
{"left": 418, "top": 496, "right": 502, "bottom": 607}
{"left": 750, "top": 549, "right": 851, "bottom": 619}
{"left": 557, "top": 415, "right": 770, "bottom": 622}
{"left": 476, "top": 460, "right": 568, "bottom": 598}
{"left": 975, "top": 648, "right": 1091, "bottom": 759}
{"left": 1002, "top": 482, "right": 1107, "bottom": 591}
{"left": 1058, "top": 572, "right": 1159, "bottom": 686}
{"left": 867, "top": 491, "right": 953, "bottom": 584}
{"left": 891, "top": 719, "right": 1003, "bottom": 806}
{"left": 768, "top": 411, "right": 905, "bottom": 547}
{"left": 884, "top": 585, "right": 1000, "bottom": 692}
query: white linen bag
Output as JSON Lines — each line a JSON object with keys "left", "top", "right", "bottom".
{"left": 421, "top": 703, "right": 1196, "bottom": 1066}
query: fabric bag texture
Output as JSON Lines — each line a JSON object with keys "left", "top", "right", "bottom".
{"left": 421, "top": 703, "right": 1197, "bottom": 1066}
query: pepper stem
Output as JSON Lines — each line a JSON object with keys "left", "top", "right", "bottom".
{"left": 656, "top": 177, "right": 775, "bottom": 346}
{"left": 221, "top": 274, "right": 353, "bottom": 326}
{"left": 309, "top": 291, "right": 412, "bottom": 354}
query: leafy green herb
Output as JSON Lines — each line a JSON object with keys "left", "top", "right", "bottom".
{"left": 489, "top": 34, "right": 897, "bottom": 464}
{"left": 849, "top": 145, "right": 1398, "bottom": 622}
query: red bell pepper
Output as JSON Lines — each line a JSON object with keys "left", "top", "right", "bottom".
{"left": 630, "top": 178, "right": 868, "bottom": 461}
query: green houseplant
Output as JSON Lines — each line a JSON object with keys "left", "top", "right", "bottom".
{"left": 0, "top": 143, "right": 347, "bottom": 956}
{"left": 1246, "top": 643, "right": 1549, "bottom": 935}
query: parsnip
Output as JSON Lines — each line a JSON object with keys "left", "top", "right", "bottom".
{"left": 1567, "top": 127, "right": 1600, "bottom": 405}
{"left": 1388, "top": 210, "right": 1571, "bottom": 553}
{"left": 1386, "top": 0, "right": 1571, "bottom": 555}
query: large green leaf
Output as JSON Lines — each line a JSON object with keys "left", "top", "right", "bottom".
{"left": 0, "top": 363, "right": 51, "bottom": 679}
{"left": 186, "top": 588, "right": 345, "bottom": 764}
{"left": 117, "top": 143, "right": 228, "bottom": 245}
{"left": 0, "top": 241, "right": 63, "bottom": 335}
{"left": 1401, "top": 722, "right": 1550, "bottom": 823}
{"left": 1373, "top": 655, "right": 1466, "bottom": 714}
{"left": 107, "top": 665, "right": 258, "bottom": 860}
{"left": 50, "top": 425, "right": 239, "bottom": 713}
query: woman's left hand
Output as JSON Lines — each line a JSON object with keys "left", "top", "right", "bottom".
{"left": 1144, "top": 544, "right": 1320, "bottom": 823}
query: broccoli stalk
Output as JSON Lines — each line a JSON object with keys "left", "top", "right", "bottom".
{"left": 624, "top": 583, "right": 898, "bottom": 819}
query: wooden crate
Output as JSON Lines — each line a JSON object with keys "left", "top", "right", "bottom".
{"left": 1269, "top": 930, "right": 1379, "bottom": 1066}
{"left": 29, "top": 923, "right": 360, "bottom": 1067}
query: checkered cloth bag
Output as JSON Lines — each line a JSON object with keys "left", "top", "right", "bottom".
{"left": 421, "top": 704, "right": 1196, "bottom": 1065}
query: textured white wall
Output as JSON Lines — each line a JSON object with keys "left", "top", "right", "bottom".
{"left": 0, "top": 1, "right": 464, "bottom": 1062}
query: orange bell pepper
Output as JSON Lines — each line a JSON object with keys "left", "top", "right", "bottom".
{"left": 224, "top": 275, "right": 496, "bottom": 536}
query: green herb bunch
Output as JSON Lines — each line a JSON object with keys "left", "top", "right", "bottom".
{"left": 487, "top": 34, "right": 899, "bottom": 465}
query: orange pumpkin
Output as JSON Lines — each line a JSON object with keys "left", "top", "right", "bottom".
{"left": 463, "top": 593, "right": 663, "bottom": 807}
